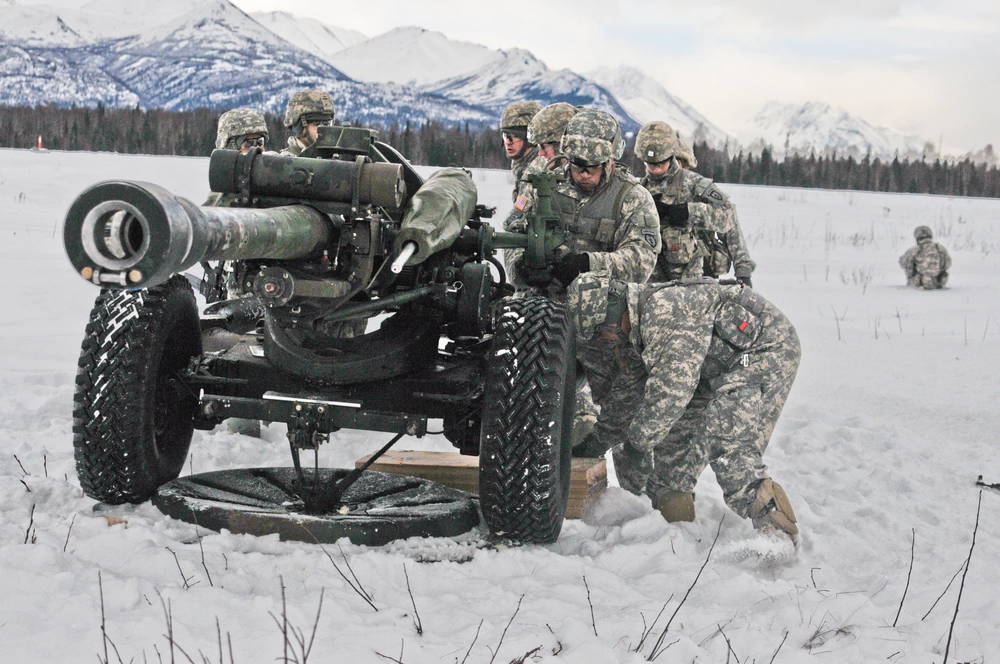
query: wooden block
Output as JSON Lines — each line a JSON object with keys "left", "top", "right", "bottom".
{"left": 356, "top": 450, "right": 606, "bottom": 520}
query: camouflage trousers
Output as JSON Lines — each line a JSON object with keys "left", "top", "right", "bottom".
{"left": 907, "top": 272, "right": 947, "bottom": 289}
{"left": 645, "top": 314, "right": 800, "bottom": 518}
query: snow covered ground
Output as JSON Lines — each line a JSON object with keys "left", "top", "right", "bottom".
{"left": 1, "top": 147, "right": 998, "bottom": 662}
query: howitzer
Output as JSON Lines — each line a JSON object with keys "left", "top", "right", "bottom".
{"left": 64, "top": 125, "right": 578, "bottom": 545}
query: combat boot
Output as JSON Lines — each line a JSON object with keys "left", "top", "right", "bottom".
{"left": 655, "top": 490, "right": 695, "bottom": 522}
{"left": 749, "top": 479, "right": 798, "bottom": 540}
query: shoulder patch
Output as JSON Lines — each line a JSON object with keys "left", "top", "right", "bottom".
{"left": 513, "top": 194, "right": 530, "bottom": 212}
{"left": 643, "top": 231, "right": 658, "bottom": 249}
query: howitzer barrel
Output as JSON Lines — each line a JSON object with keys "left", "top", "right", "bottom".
{"left": 64, "top": 180, "right": 331, "bottom": 289}
{"left": 393, "top": 167, "right": 477, "bottom": 266}
{"left": 209, "top": 149, "right": 406, "bottom": 210}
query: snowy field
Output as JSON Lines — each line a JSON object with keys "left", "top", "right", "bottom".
{"left": 1, "top": 147, "right": 998, "bottom": 663}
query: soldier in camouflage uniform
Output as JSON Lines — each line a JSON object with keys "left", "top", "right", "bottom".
{"left": 508, "top": 109, "right": 660, "bottom": 449}
{"left": 568, "top": 272, "right": 801, "bottom": 540}
{"left": 503, "top": 103, "right": 580, "bottom": 281}
{"left": 281, "top": 89, "right": 335, "bottom": 156}
{"left": 202, "top": 108, "right": 272, "bottom": 294}
{"left": 899, "top": 225, "right": 951, "bottom": 289}
{"left": 500, "top": 100, "right": 542, "bottom": 201}
{"left": 508, "top": 108, "right": 660, "bottom": 292}
{"left": 635, "top": 121, "right": 755, "bottom": 285}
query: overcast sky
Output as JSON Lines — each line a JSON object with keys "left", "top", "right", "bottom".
{"left": 19, "top": 0, "right": 1000, "bottom": 152}
{"left": 226, "top": 0, "right": 999, "bottom": 153}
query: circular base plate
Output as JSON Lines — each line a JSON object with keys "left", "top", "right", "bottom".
{"left": 152, "top": 468, "right": 481, "bottom": 546}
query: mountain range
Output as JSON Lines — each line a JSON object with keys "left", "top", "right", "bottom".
{"left": 0, "top": 0, "right": 961, "bottom": 161}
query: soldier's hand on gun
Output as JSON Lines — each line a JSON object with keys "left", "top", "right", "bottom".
{"left": 552, "top": 252, "right": 590, "bottom": 287}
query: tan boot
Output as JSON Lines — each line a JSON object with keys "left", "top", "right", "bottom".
{"left": 656, "top": 490, "right": 695, "bottom": 522}
{"left": 749, "top": 479, "right": 798, "bottom": 539}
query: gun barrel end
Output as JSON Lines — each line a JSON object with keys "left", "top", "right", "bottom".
{"left": 64, "top": 181, "right": 192, "bottom": 289}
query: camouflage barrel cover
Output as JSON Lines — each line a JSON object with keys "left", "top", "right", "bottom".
{"left": 215, "top": 108, "right": 268, "bottom": 149}
{"left": 284, "top": 89, "right": 335, "bottom": 129}
{"left": 634, "top": 121, "right": 679, "bottom": 163}
{"left": 560, "top": 109, "right": 625, "bottom": 166}
{"left": 500, "top": 100, "right": 542, "bottom": 132}
{"left": 527, "top": 102, "right": 579, "bottom": 146}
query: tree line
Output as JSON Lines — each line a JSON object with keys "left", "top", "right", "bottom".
{"left": 2, "top": 104, "right": 997, "bottom": 198}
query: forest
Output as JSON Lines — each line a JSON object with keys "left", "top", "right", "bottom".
{"left": 2, "top": 104, "right": 998, "bottom": 198}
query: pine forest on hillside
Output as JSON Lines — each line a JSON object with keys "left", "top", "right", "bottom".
{"left": 3, "top": 105, "right": 998, "bottom": 198}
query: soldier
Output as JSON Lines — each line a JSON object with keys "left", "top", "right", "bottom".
{"left": 635, "top": 121, "right": 755, "bottom": 285}
{"left": 204, "top": 108, "right": 270, "bottom": 209}
{"left": 508, "top": 108, "right": 660, "bottom": 449}
{"left": 504, "top": 102, "right": 580, "bottom": 229}
{"left": 509, "top": 108, "right": 660, "bottom": 293}
{"left": 899, "top": 225, "right": 951, "bottom": 289}
{"left": 568, "top": 273, "right": 801, "bottom": 540}
{"left": 282, "top": 89, "right": 335, "bottom": 156}
{"left": 500, "top": 100, "right": 542, "bottom": 201}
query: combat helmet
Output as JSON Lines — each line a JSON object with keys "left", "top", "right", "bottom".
{"left": 215, "top": 108, "right": 268, "bottom": 150}
{"left": 500, "top": 100, "right": 542, "bottom": 138}
{"left": 634, "top": 120, "right": 679, "bottom": 163}
{"left": 914, "top": 225, "right": 933, "bottom": 241}
{"left": 527, "top": 102, "right": 579, "bottom": 146}
{"left": 283, "top": 89, "right": 335, "bottom": 129}
{"left": 676, "top": 135, "right": 698, "bottom": 168}
{"left": 560, "top": 109, "right": 625, "bottom": 166}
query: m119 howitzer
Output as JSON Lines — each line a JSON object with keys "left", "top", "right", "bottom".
{"left": 64, "top": 125, "right": 576, "bottom": 544}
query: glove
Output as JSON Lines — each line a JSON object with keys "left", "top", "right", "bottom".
{"left": 552, "top": 252, "right": 590, "bottom": 286}
{"left": 572, "top": 431, "right": 609, "bottom": 458}
{"left": 654, "top": 199, "right": 690, "bottom": 226}
{"left": 736, "top": 275, "right": 753, "bottom": 288}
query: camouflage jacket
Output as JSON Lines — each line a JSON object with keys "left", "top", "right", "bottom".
{"left": 568, "top": 275, "right": 799, "bottom": 450}
{"left": 509, "top": 147, "right": 539, "bottom": 201}
{"left": 507, "top": 164, "right": 660, "bottom": 293}
{"left": 642, "top": 163, "right": 755, "bottom": 280}
{"left": 899, "top": 239, "right": 951, "bottom": 278}
{"left": 282, "top": 136, "right": 309, "bottom": 156}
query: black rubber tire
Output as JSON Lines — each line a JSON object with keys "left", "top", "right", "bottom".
{"left": 478, "top": 297, "right": 576, "bottom": 543}
{"left": 73, "top": 275, "right": 202, "bottom": 504}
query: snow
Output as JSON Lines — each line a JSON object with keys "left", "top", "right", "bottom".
{"left": 250, "top": 10, "right": 367, "bottom": 63}
{"left": 743, "top": 100, "right": 932, "bottom": 162}
{"left": 330, "top": 26, "right": 500, "bottom": 86}
{"left": 587, "top": 65, "right": 730, "bottom": 147}
{"left": 2, "top": 146, "right": 999, "bottom": 662}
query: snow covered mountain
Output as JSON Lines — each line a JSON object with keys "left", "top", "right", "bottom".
{"left": 744, "top": 101, "right": 933, "bottom": 161}
{"left": 423, "top": 48, "right": 639, "bottom": 132}
{"left": 251, "top": 10, "right": 367, "bottom": 63}
{"left": 330, "top": 26, "right": 501, "bottom": 86}
{"left": 588, "top": 65, "right": 731, "bottom": 147}
{"left": 0, "top": 0, "right": 493, "bottom": 128}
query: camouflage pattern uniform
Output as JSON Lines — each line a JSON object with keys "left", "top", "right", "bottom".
{"left": 500, "top": 100, "right": 542, "bottom": 201}
{"left": 899, "top": 225, "right": 951, "bottom": 289}
{"left": 281, "top": 89, "right": 335, "bottom": 156}
{"left": 509, "top": 110, "right": 660, "bottom": 448}
{"left": 567, "top": 273, "right": 800, "bottom": 530}
{"left": 202, "top": 108, "right": 271, "bottom": 295}
{"left": 508, "top": 109, "right": 660, "bottom": 292}
{"left": 634, "top": 121, "right": 753, "bottom": 283}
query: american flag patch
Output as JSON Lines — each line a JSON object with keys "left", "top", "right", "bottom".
{"left": 513, "top": 194, "right": 529, "bottom": 211}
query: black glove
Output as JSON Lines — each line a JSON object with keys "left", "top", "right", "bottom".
{"left": 654, "top": 198, "right": 690, "bottom": 227}
{"left": 736, "top": 275, "right": 753, "bottom": 288}
{"left": 552, "top": 252, "right": 590, "bottom": 286}
{"left": 572, "top": 432, "right": 609, "bottom": 458}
